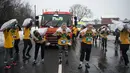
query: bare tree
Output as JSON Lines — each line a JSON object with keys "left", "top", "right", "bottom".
{"left": 70, "top": 4, "right": 92, "bottom": 21}
{"left": 94, "top": 19, "right": 100, "bottom": 25}
{"left": 0, "top": 0, "right": 34, "bottom": 26}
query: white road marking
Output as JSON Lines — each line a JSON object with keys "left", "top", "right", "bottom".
{"left": 58, "top": 64, "right": 62, "bottom": 73}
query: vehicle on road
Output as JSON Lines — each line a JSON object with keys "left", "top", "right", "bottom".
{"left": 40, "top": 11, "right": 73, "bottom": 46}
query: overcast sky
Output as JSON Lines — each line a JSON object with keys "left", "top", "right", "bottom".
{"left": 23, "top": 0, "right": 130, "bottom": 19}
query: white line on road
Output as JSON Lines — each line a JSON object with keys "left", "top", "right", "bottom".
{"left": 58, "top": 64, "right": 62, "bottom": 73}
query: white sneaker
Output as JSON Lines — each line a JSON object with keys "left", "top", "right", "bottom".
{"left": 41, "top": 59, "right": 44, "bottom": 64}
{"left": 59, "top": 59, "right": 62, "bottom": 64}
{"left": 85, "top": 63, "right": 90, "bottom": 68}
{"left": 11, "top": 58, "right": 14, "bottom": 61}
{"left": 4, "top": 61, "right": 7, "bottom": 64}
{"left": 124, "top": 64, "right": 129, "bottom": 68}
{"left": 33, "top": 60, "right": 37, "bottom": 65}
{"left": 78, "top": 64, "right": 82, "bottom": 69}
{"left": 125, "top": 65, "right": 129, "bottom": 68}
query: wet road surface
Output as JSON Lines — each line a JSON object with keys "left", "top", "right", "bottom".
{"left": 0, "top": 37, "right": 130, "bottom": 73}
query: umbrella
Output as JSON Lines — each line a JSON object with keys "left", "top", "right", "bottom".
{"left": 22, "top": 18, "right": 32, "bottom": 27}
{"left": 0, "top": 19, "right": 18, "bottom": 31}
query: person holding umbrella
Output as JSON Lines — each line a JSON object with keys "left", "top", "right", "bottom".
{"left": 100, "top": 26, "right": 110, "bottom": 51}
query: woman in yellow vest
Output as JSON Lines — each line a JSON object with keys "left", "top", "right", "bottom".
{"left": 3, "top": 28, "right": 16, "bottom": 69}
{"left": 23, "top": 23, "right": 32, "bottom": 60}
{"left": 78, "top": 24, "right": 94, "bottom": 69}
{"left": 120, "top": 28, "right": 130, "bottom": 67}
{"left": 92, "top": 28, "right": 98, "bottom": 47}
{"left": 56, "top": 22, "right": 71, "bottom": 64}
{"left": 13, "top": 25, "right": 21, "bottom": 54}
{"left": 100, "top": 27, "right": 110, "bottom": 51}
{"left": 97, "top": 28, "right": 102, "bottom": 47}
{"left": 72, "top": 25, "right": 78, "bottom": 40}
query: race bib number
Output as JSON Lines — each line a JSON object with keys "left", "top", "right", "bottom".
{"left": 61, "top": 40, "right": 66, "bottom": 44}
{"left": 86, "top": 37, "right": 92, "bottom": 42}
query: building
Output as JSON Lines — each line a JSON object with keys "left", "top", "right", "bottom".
{"left": 101, "top": 17, "right": 120, "bottom": 25}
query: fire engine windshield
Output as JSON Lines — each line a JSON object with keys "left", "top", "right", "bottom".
{"left": 41, "top": 14, "right": 72, "bottom": 27}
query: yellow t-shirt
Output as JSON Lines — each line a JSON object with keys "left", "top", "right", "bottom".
{"left": 93, "top": 32, "right": 97, "bottom": 37}
{"left": 14, "top": 28, "right": 20, "bottom": 40}
{"left": 81, "top": 30, "right": 93, "bottom": 44}
{"left": 100, "top": 31, "right": 109, "bottom": 38}
{"left": 23, "top": 28, "right": 30, "bottom": 39}
{"left": 57, "top": 32, "right": 70, "bottom": 45}
{"left": 120, "top": 30, "right": 129, "bottom": 44}
{"left": 4, "top": 30, "right": 14, "bottom": 48}
{"left": 72, "top": 27, "right": 78, "bottom": 35}
{"left": 43, "top": 36, "right": 46, "bottom": 41}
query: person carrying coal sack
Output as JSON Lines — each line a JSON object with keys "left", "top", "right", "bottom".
{"left": 23, "top": 21, "right": 33, "bottom": 60}
{"left": 100, "top": 26, "right": 110, "bottom": 51}
{"left": 78, "top": 24, "right": 94, "bottom": 69}
{"left": 3, "top": 27, "right": 17, "bottom": 69}
{"left": 119, "top": 20, "right": 130, "bottom": 68}
{"left": 55, "top": 22, "right": 71, "bottom": 64}
{"left": 13, "top": 25, "right": 21, "bottom": 54}
{"left": 32, "top": 30, "right": 46, "bottom": 64}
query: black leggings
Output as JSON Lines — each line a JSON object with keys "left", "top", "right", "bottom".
{"left": 72, "top": 34, "right": 76, "bottom": 40}
{"left": 93, "top": 36, "right": 97, "bottom": 45}
{"left": 80, "top": 42, "right": 92, "bottom": 62}
{"left": 102, "top": 38, "right": 107, "bottom": 49}
{"left": 14, "top": 39, "right": 20, "bottom": 53}
{"left": 120, "top": 44, "right": 129, "bottom": 65}
{"left": 23, "top": 39, "right": 32, "bottom": 57}
{"left": 34, "top": 43, "right": 45, "bottom": 60}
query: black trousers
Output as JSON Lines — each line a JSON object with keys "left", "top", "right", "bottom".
{"left": 93, "top": 36, "right": 97, "bottom": 45}
{"left": 120, "top": 44, "right": 129, "bottom": 65}
{"left": 34, "top": 43, "right": 45, "bottom": 60}
{"left": 80, "top": 42, "right": 92, "bottom": 62}
{"left": 72, "top": 34, "right": 76, "bottom": 41}
{"left": 102, "top": 38, "right": 107, "bottom": 49}
{"left": 115, "top": 36, "right": 120, "bottom": 44}
{"left": 14, "top": 39, "right": 20, "bottom": 53}
{"left": 23, "top": 39, "right": 32, "bottom": 57}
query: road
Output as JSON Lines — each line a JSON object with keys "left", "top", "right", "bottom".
{"left": 0, "top": 35, "right": 130, "bottom": 73}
